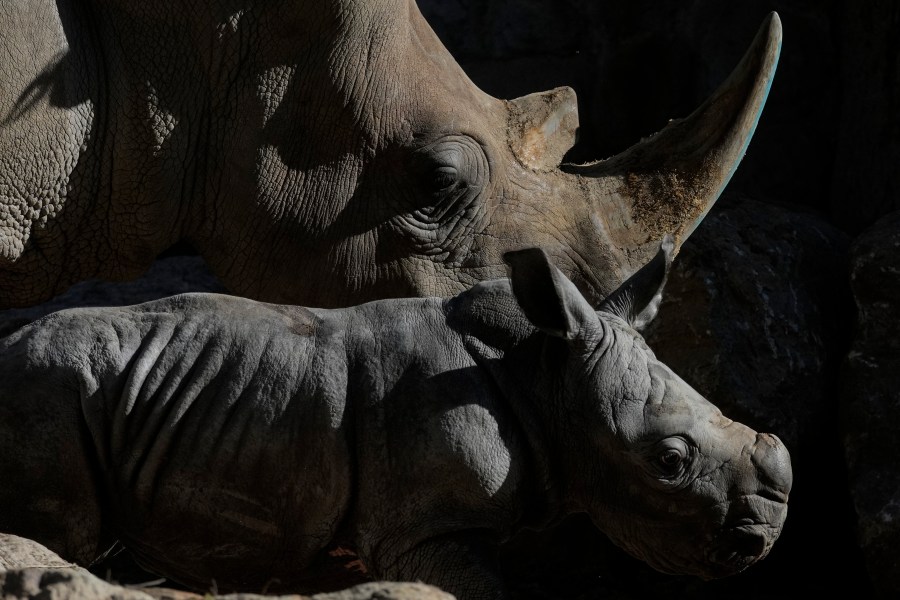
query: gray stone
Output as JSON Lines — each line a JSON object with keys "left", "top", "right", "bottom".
{"left": 0, "top": 534, "right": 77, "bottom": 572}
{"left": 311, "top": 582, "right": 454, "bottom": 600}
{"left": 841, "top": 210, "right": 900, "bottom": 599}
{"left": 0, "top": 534, "right": 153, "bottom": 600}
{"left": 0, "top": 534, "right": 452, "bottom": 600}
{"left": 644, "top": 193, "right": 852, "bottom": 452}
{"left": 0, "top": 568, "right": 156, "bottom": 600}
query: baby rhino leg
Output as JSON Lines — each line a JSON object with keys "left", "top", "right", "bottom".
{"left": 0, "top": 356, "right": 105, "bottom": 565}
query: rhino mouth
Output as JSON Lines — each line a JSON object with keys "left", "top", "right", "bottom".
{"left": 704, "top": 522, "right": 777, "bottom": 578}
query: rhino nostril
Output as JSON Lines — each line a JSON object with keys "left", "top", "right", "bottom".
{"left": 757, "top": 486, "right": 788, "bottom": 504}
{"left": 710, "top": 529, "right": 769, "bottom": 571}
{"left": 732, "top": 530, "right": 767, "bottom": 558}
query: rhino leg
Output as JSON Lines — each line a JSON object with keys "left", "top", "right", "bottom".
{"left": 378, "top": 532, "right": 507, "bottom": 600}
{"left": 0, "top": 356, "right": 106, "bottom": 565}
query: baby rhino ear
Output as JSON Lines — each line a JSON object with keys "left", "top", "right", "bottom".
{"left": 502, "top": 248, "right": 594, "bottom": 340}
{"left": 599, "top": 234, "right": 675, "bottom": 330}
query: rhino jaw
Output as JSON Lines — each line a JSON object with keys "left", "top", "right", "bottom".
{"left": 564, "top": 12, "right": 782, "bottom": 275}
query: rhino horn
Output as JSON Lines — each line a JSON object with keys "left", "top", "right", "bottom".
{"left": 565, "top": 12, "right": 782, "bottom": 272}
{"left": 507, "top": 86, "right": 580, "bottom": 170}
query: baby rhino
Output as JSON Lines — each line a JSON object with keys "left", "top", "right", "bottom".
{"left": 0, "top": 238, "right": 792, "bottom": 599}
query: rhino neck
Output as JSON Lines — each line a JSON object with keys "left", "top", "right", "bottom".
{"left": 444, "top": 283, "right": 571, "bottom": 528}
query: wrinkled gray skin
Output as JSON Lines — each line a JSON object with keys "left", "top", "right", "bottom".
{"left": 0, "top": 0, "right": 781, "bottom": 309}
{"left": 0, "top": 239, "right": 792, "bottom": 598}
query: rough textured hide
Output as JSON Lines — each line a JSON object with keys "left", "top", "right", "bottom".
{"left": 0, "top": 247, "right": 791, "bottom": 599}
{"left": 0, "top": 1, "right": 780, "bottom": 309}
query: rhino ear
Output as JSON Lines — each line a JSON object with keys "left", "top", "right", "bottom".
{"left": 507, "top": 87, "right": 579, "bottom": 170}
{"left": 599, "top": 235, "right": 675, "bottom": 330}
{"left": 502, "top": 247, "right": 594, "bottom": 339}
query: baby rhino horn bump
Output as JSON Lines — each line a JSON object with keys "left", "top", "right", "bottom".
{"left": 507, "top": 86, "right": 580, "bottom": 170}
{"left": 752, "top": 433, "right": 793, "bottom": 499}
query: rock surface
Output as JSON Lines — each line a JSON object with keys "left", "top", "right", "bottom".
{"left": 0, "top": 535, "right": 454, "bottom": 600}
{"left": 841, "top": 210, "right": 900, "bottom": 600}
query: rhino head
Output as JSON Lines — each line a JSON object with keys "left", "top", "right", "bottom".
{"left": 0, "top": 1, "right": 780, "bottom": 309}
{"left": 504, "top": 238, "right": 792, "bottom": 579}
{"left": 212, "top": 2, "right": 783, "bottom": 308}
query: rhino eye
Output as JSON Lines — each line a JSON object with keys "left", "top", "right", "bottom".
{"left": 391, "top": 135, "right": 490, "bottom": 257}
{"left": 413, "top": 136, "right": 486, "bottom": 200}
{"left": 431, "top": 165, "right": 461, "bottom": 192}
{"left": 653, "top": 437, "right": 690, "bottom": 478}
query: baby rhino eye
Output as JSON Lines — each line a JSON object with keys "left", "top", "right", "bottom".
{"left": 659, "top": 448, "right": 683, "bottom": 467}
{"left": 654, "top": 437, "right": 690, "bottom": 477}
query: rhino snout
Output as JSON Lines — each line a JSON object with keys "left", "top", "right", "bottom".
{"left": 751, "top": 432, "right": 792, "bottom": 501}
{"left": 698, "top": 432, "right": 792, "bottom": 579}
{"left": 705, "top": 524, "right": 773, "bottom": 578}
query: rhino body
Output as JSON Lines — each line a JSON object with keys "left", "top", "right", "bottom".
{"left": 0, "top": 243, "right": 792, "bottom": 598}
{"left": 0, "top": 0, "right": 780, "bottom": 309}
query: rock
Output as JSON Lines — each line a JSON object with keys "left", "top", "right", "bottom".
{"left": 841, "top": 210, "right": 900, "bottom": 599}
{"left": 139, "top": 581, "right": 454, "bottom": 600}
{"left": 0, "top": 534, "right": 77, "bottom": 572}
{"left": 0, "top": 568, "right": 157, "bottom": 600}
{"left": 644, "top": 193, "right": 853, "bottom": 452}
{"left": 311, "top": 582, "right": 454, "bottom": 600}
{"left": 0, "top": 534, "right": 452, "bottom": 600}
{"left": 1, "top": 533, "right": 152, "bottom": 600}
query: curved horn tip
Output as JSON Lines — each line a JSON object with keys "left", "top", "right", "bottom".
{"left": 764, "top": 11, "right": 783, "bottom": 40}
{"left": 757, "top": 11, "right": 783, "bottom": 62}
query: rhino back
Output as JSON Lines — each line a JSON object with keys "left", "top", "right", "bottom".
{"left": 5, "top": 293, "right": 356, "bottom": 588}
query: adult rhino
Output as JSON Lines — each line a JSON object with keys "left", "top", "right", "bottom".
{"left": 0, "top": 237, "right": 792, "bottom": 598}
{"left": 0, "top": 1, "right": 781, "bottom": 309}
